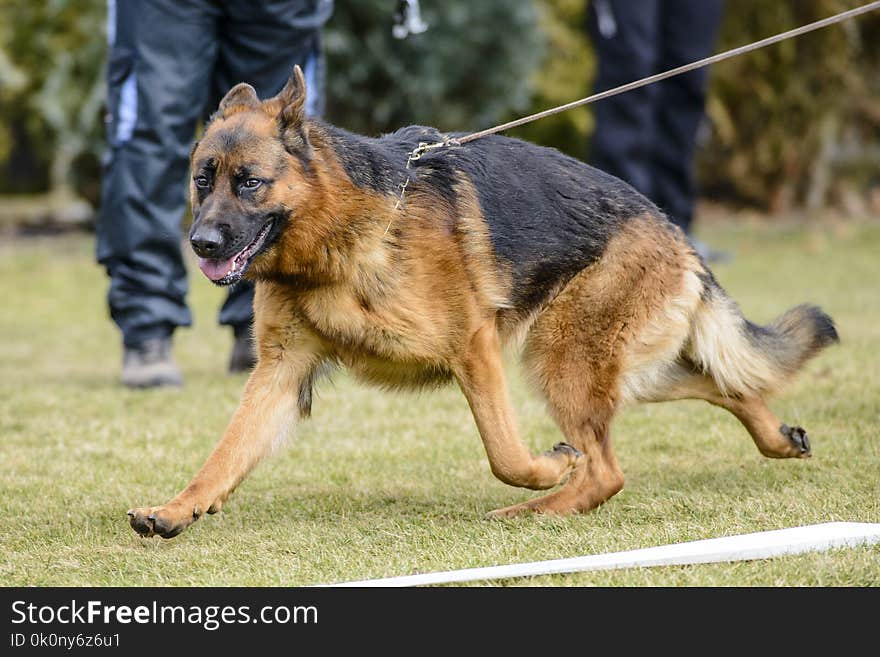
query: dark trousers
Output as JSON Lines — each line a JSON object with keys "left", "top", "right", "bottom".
{"left": 588, "top": 0, "right": 724, "bottom": 233}
{"left": 97, "top": 0, "right": 331, "bottom": 347}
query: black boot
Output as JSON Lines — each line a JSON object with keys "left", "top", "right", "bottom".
{"left": 121, "top": 337, "right": 183, "bottom": 388}
{"left": 229, "top": 329, "right": 257, "bottom": 373}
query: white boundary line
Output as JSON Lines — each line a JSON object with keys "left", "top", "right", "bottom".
{"left": 326, "top": 522, "right": 880, "bottom": 587}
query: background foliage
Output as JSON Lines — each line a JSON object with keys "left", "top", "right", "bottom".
{"left": 0, "top": 0, "right": 105, "bottom": 200}
{"left": 702, "top": 0, "right": 880, "bottom": 212}
{"left": 323, "top": 0, "right": 543, "bottom": 136}
{"left": 0, "top": 0, "right": 878, "bottom": 218}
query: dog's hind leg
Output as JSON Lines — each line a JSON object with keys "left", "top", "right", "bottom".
{"left": 488, "top": 215, "right": 700, "bottom": 516}
{"left": 638, "top": 363, "right": 812, "bottom": 458}
{"left": 488, "top": 287, "right": 625, "bottom": 518}
{"left": 719, "top": 395, "right": 812, "bottom": 458}
{"left": 634, "top": 270, "right": 838, "bottom": 458}
{"left": 454, "top": 317, "right": 584, "bottom": 491}
{"left": 486, "top": 420, "right": 623, "bottom": 518}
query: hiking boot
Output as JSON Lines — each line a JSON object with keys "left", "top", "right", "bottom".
{"left": 229, "top": 331, "right": 257, "bottom": 373}
{"left": 121, "top": 337, "right": 183, "bottom": 388}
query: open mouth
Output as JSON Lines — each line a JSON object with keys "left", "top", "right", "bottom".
{"left": 197, "top": 220, "right": 274, "bottom": 285}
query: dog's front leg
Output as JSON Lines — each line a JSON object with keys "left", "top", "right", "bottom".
{"left": 127, "top": 351, "right": 319, "bottom": 539}
{"left": 455, "top": 318, "right": 583, "bottom": 491}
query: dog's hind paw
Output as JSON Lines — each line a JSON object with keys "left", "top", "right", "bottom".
{"left": 780, "top": 424, "right": 811, "bottom": 457}
{"left": 540, "top": 442, "right": 583, "bottom": 485}
{"left": 544, "top": 442, "right": 583, "bottom": 475}
{"left": 127, "top": 502, "right": 202, "bottom": 539}
{"left": 548, "top": 442, "right": 582, "bottom": 459}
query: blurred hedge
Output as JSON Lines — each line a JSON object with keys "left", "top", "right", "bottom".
{"left": 510, "top": 0, "right": 880, "bottom": 214}
{"left": 323, "top": 0, "right": 542, "bottom": 135}
{"left": 0, "top": 0, "right": 878, "bottom": 221}
{"left": 0, "top": 0, "right": 105, "bottom": 203}
{"left": 702, "top": 0, "right": 880, "bottom": 212}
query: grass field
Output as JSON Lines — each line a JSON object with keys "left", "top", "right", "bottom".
{"left": 1, "top": 218, "right": 878, "bottom": 586}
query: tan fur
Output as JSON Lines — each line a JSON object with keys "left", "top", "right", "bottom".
{"left": 686, "top": 294, "right": 781, "bottom": 396}
{"left": 499, "top": 217, "right": 694, "bottom": 513}
{"left": 127, "top": 70, "right": 831, "bottom": 538}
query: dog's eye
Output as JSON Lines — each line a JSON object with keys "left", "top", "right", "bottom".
{"left": 194, "top": 176, "right": 211, "bottom": 189}
{"left": 242, "top": 178, "right": 263, "bottom": 190}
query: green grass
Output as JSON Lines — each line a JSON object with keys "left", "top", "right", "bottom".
{"left": 1, "top": 218, "right": 879, "bottom": 586}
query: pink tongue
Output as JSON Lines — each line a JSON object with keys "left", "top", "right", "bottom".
{"left": 198, "top": 256, "right": 235, "bottom": 281}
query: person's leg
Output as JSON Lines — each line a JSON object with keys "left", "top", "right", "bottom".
{"left": 97, "top": 0, "right": 220, "bottom": 385}
{"left": 588, "top": 0, "right": 661, "bottom": 199}
{"left": 211, "top": 1, "right": 330, "bottom": 372}
{"left": 651, "top": 0, "right": 725, "bottom": 234}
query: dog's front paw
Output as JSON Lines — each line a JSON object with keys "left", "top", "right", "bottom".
{"left": 780, "top": 424, "right": 811, "bottom": 457}
{"left": 127, "top": 501, "right": 203, "bottom": 539}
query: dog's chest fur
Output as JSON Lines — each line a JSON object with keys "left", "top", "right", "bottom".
{"left": 295, "top": 283, "right": 455, "bottom": 387}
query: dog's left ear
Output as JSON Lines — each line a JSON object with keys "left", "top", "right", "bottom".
{"left": 272, "top": 65, "right": 310, "bottom": 156}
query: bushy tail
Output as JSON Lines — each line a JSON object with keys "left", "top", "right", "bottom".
{"left": 687, "top": 288, "right": 839, "bottom": 397}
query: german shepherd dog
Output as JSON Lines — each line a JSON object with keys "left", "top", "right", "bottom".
{"left": 128, "top": 67, "right": 838, "bottom": 538}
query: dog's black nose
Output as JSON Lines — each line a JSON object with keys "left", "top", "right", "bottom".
{"left": 190, "top": 225, "right": 225, "bottom": 257}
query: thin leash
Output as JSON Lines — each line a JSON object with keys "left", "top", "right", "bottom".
{"left": 390, "top": 0, "right": 880, "bottom": 213}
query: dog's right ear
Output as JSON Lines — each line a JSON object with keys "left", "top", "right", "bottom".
{"left": 273, "top": 65, "right": 307, "bottom": 131}
{"left": 216, "top": 83, "right": 260, "bottom": 118}
{"left": 270, "top": 66, "right": 310, "bottom": 157}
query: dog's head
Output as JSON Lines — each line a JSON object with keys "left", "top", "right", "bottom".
{"left": 189, "top": 66, "right": 313, "bottom": 285}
